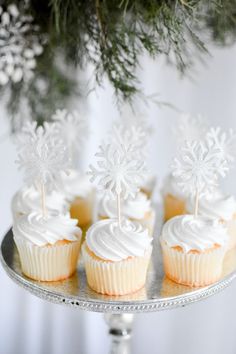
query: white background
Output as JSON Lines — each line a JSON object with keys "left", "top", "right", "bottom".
{"left": 1, "top": 43, "right": 236, "bottom": 354}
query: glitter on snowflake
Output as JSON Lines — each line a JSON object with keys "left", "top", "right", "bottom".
{"left": 15, "top": 121, "right": 69, "bottom": 190}
{"left": 206, "top": 127, "right": 236, "bottom": 164}
{"left": 172, "top": 140, "right": 228, "bottom": 197}
{"left": 173, "top": 113, "right": 209, "bottom": 146}
{"left": 14, "top": 120, "right": 57, "bottom": 150}
{"left": 52, "top": 109, "right": 89, "bottom": 163}
{"left": 110, "top": 121, "right": 150, "bottom": 161}
{"left": 0, "top": 4, "right": 44, "bottom": 85}
{"left": 88, "top": 142, "right": 146, "bottom": 199}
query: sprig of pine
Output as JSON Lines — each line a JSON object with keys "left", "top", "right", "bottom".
{"left": 2, "top": 0, "right": 236, "bottom": 126}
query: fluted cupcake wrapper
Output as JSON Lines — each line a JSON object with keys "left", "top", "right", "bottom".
{"left": 82, "top": 244, "right": 152, "bottom": 295}
{"left": 227, "top": 217, "right": 236, "bottom": 250}
{"left": 161, "top": 241, "right": 226, "bottom": 287}
{"left": 14, "top": 237, "right": 81, "bottom": 281}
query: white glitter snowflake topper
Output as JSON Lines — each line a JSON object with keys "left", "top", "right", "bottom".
{"left": 52, "top": 109, "right": 89, "bottom": 164}
{"left": 15, "top": 121, "right": 70, "bottom": 190}
{"left": 88, "top": 142, "right": 146, "bottom": 200}
{"left": 206, "top": 127, "right": 236, "bottom": 164}
{"left": 0, "top": 4, "right": 45, "bottom": 85}
{"left": 173, "top": 113, "right": 209, "bottom": 146}
{"left": 172, "top": 140, "right": 228, "bottom": 198}
{"left": 112, "top": 122, "right": 148, "bottom": 158}
{"left": 14, "top": 120, "right": 55, "bottom": 149}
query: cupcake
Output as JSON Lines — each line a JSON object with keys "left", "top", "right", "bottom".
{"left": 162, "top": 174, "right": 187, "bottom": 221}
{"left": 140, "top": 173, "right": 156, "bottom": 199}
{"left": 61, "top": 169, "right": 94, "bottom": 230}
{"left": 82, "top": 218, "right": 153, "bottom": 295}
{"left": 160, "top": 214, "right": 228, "bottom": 287}
{"left": 186, "top": 191, "right": 236, "bottom": 250}
{"left": 13, "top": 212, "right": 82, "bottom": 281}
{"left": 98, "top": 192, "right": 156, "bottom": 236}
{"left": 11, "top": 185, "right": 69, "bottom": 222}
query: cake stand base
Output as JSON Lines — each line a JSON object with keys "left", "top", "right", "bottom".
{"left": 105, "top": 314, "right": 134, "bottom": 354}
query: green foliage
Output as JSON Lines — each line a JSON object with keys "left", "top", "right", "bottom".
{"left": 2, "top": 0, "right": 236, "bottom": 126}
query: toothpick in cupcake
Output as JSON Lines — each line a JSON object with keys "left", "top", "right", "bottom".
{"left": 15, "top": 121, "right": 69, "bottom": 217}
{"left": 88, "top": 140, "right": 146, "bottom": 227}
{"left": 172, "top": 139, "right": 228, "bottom": 217}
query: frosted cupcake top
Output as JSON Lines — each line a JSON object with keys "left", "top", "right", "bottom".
{"left": 61, "top": 169, "right": 92, "bottom": 201}
{"left": 161, "top": 215, "right": 228, "bottom": 253}
{"left": 162, "top": 173, "right": 188, "bottom": 200}
{"left": 186, "top": 190, "right": 236, "bottom": 221}
{"left": 13, "top": 212, "right": 82, "bottom": 247}
{"left": 12, "top": 186, "right": 69, "bottom": 218}
{"left": 99, "top": 192, "right": 152, "bottom": 220}
{"left": 86, "top": 218, "right": 152, "bottom": 261}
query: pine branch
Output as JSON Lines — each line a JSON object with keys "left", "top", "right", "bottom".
{"left": 2, "top": 0, "right": 236, "bottom": 125}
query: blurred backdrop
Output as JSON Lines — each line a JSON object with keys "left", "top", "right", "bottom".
{"left": 1, "top": 43, "right": 236, "bottom": 354}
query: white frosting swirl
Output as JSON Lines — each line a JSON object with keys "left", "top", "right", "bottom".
{"left": 61, "top": 169, "right": 92, "bottom": 201}
{"left": 161, "top": 215, "right": 228, "bottom": 253}
{"left": 99, "top": 192, "right": 152, "bottom": 219}
{"left": 13, "top": 212, "right": 82, "bottom": 247}
{"left": 186, "top": 190, "right": 236, "bottom": 221}
{"left": 86, "top": 218, "right": 152, "bottom": 261}
{"left": 12, "top": 186, "right": 69, "bottom": 218}
{"left": 162, "top": 173, "right": 187, "bottom": 200}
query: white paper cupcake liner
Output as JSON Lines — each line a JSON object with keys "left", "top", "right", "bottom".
{"left": 227, "top": 217, "right": 236, "bottom": 250}
{"left": 161, "top": 241, "right": 226, "bottom": 287}
{"left": 82, "top": 243, "right": 152, "bottom": 295}
{"left": 14, "top": 237, "right": 81, "bottom": 281}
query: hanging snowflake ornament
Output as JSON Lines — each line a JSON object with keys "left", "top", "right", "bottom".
{"left": 88, "top": 142, "right": 146, "bottom": 200}
{"left": 15, "top": 121, "right": 70, "bottom": 191}
{"left": 0, "top": 3, "right": 45, "bottom": 85}
{"left": 172, "top": 139, "right": 228, "bottom": 199}
{"left": 206, "top": 127, "right": 236, "bottom": 164}
{"left": 52, "top": 109, "right": 89, "bottom": 164}
{"left": 173, "top": 113, "right": 209, "bottom": 146}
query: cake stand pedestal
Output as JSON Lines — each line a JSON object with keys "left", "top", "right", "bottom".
{"left": 105, "top": 314, "right": 134, "bottom": 354}
{"left": 1, "top": 229, "right": 236, "bottom": 353}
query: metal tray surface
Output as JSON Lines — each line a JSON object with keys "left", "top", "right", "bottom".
{"left": 1, "top": 228, "right": 236, "bottom": 313}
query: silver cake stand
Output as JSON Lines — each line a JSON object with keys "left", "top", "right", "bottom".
{"left": 1, "top": 228, "right": 236, "bottom": 354}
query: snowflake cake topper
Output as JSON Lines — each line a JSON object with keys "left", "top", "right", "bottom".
{"left": 0, "top": 4, "right": 45, "bottom": 85}
{"left": 206, "top": 127, "right": 236, "bottom": 164}
{"left": 52, "top": 109, "right": 89, "bottom": 166}
{"left": 88, "top": 139, "right": 146, "bottom": 226}
{"left": 15, "top": 121, "right": 69, "bottom": 216}
{"left": 173, "top": 113, "right": 209, "bottom": 146}
{"left": 111, "top": 122, "right": 149, "bottom": 159}
{"left": 15, "top": 120, "right": 55, "bottom": 149}
{"left": 172, "top": 139, "right": 228, "bottom": 216}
